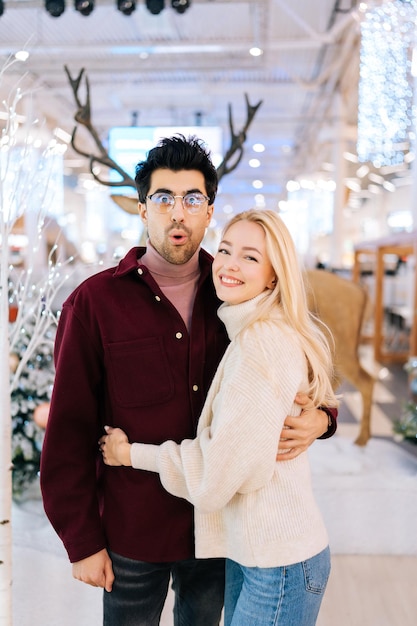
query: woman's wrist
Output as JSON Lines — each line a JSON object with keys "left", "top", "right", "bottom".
{"left": 119, "top": 442, "right": 132, "bottom": 466}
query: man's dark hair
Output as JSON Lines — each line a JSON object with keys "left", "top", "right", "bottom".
{"left": 135, "top": 134, "right": 218, "bottom": 204}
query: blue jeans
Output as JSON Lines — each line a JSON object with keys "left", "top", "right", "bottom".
{"left": 224, "top": 546, "right": 331, "bottom": 626}
{"left": 103, "top": 551, "right": 225, "bottom": 626}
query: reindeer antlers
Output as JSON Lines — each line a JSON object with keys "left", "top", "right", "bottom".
{"left": 64, "top": 65, "right": 137, "bottom": 190}
{"left": 216, "top": 94, "right": 263, "bottom": 181}
{"left": 65, "top": 66, "right": 263, "bottom": 212}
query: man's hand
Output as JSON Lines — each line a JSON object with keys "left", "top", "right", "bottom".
{"left": 72, "top": 549, "right": 115, "bottom": 592}
{"left": 276, "top": 393, "right": 329, "bottom": 461}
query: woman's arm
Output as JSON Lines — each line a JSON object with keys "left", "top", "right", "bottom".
{"left": 101, "top": 330, "right": 306, "bottom": 513}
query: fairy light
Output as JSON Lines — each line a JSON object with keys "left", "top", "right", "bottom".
{"left": 357, "top": 0, "right": 417, "bottom": 166}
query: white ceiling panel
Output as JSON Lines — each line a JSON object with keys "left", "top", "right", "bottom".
{"left": 0, "top": 0, "right": 362, "bottom": 222}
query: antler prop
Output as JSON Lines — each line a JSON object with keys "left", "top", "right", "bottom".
{"left": 216, "top": 93, "right": 263, "bottom": 181}
{"left": 65, "top": 66, "right": 263, "bottom": 213}
{"left": 65, "top": 65, "right": 137, "bottom": 191}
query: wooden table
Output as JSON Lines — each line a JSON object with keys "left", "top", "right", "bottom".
{"left": 353, "top": 232, "right": 417, "bottom": 363}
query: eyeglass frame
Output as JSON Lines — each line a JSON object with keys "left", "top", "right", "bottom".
{"left": 146, "top": 191, "right": 211, "bottom": 214}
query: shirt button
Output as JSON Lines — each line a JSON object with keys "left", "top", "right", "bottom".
{"left": 192, "top": 385, "right": 199, "bottom": 392}
{"left": 137, "top": 268, "right": 143, "bottom": 275}
{"left": 175, "top": 332, "right": 183, "bottom": 339}
{"left": 155, "top": 295, "right": 161, "bottom": 302}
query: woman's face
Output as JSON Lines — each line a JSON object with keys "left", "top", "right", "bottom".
{"left": 212, "top": 220, "right": 276, "bottom": 305}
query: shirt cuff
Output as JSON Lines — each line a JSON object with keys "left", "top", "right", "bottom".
{"left": 317, "top": 406, "right": 338, "bottom": 439}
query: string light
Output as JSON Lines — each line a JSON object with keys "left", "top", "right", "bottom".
{"left": 357, "top": 0, "right": 417, "bottom": 166}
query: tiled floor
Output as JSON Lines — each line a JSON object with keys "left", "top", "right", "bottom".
{"left": 12, "top": 346, "right": 417, "bottom": 625}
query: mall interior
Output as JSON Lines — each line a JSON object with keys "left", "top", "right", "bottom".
{"left": 2, "top": 1, "right": 417, "bottom": 625}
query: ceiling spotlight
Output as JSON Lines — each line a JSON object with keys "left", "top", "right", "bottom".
{"left": 0, "top": 0, "right": 5, "bottom": 16}
{"left": 15, "top": 50, "right": 30, "bottom": 62}
{"left": 74, "top": 0, "right": 94, "bottom": 15}
{"left": 146, "top": 0, "right": 165, "bottom": 14}
{"left": 117, "top": 0, "right": 135, "bottom": 15}
{"left": 249, "top": 46, "right": 263, "bottom": 57}
{"left": 171, "top": 0, "right": 190, "bottom": 13}
{"left": 45, "top": 0, "right": 65, "bottom": 17}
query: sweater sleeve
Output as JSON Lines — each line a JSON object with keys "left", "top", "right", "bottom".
{"left": 130, "top": 326, "right": 307, "bottom": 513}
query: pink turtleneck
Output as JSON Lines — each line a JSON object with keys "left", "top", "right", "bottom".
{"left": 139, "top": 241, "right": 201, "bottom": 331}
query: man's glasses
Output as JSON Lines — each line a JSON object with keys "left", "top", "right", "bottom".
{"left": 146, "top": 192, "right": 210, "bottom": 215}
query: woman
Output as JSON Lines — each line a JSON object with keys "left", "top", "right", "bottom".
{"left": 100, "top": 209, "right": 339, "bottom": 625}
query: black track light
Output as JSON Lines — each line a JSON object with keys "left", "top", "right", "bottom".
{"left": 146, "top": 0, "right": 164, "bottom": 15}
{"left": 74, "top": 0, "right": 94, "bottom": 16}
{"left": 117, "top": 0, "right": 136, "bottom": 15}
{"left": 0, "top": 0, "right": 5, "bottom": 16}
{"left": 171, "top": 0, "right": 190, "bottom": 14}
{"left": 45, "top": 0, "right": 65, "bottom": 17}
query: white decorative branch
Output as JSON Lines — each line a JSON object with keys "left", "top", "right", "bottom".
{"left": 0, "top": 55, "right": 73, "bottom": 625}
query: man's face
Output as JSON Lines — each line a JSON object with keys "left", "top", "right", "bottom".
{"left": 138, "top": 169, "right": 214, "bottom": 265}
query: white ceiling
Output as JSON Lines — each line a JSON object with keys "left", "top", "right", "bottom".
{"left": 0, "top": 0, "right": 362, "bottom": 221}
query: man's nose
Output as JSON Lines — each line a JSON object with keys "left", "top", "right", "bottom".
{"left": 170, "top": 196, "right": 186, "bottom": 222}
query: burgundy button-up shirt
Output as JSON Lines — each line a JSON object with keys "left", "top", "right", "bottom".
{"left": 41, "top": 246, "right": 229, "bottom": 563}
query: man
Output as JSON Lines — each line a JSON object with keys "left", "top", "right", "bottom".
{"left": 41, "top": 135, "right": 337, "bottom": 626}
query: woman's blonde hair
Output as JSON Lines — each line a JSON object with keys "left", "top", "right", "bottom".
{"left": 221, "top": 209, "right": 338, "bottom": 408}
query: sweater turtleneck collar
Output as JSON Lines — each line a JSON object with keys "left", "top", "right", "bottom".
{"left": 139, "top": 240, "right": 200, "bottom": 286}
{"left": 217, "top": 292, "right": 271, "bottom": 341}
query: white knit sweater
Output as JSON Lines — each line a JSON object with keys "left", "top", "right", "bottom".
{"left": 131, "top": 293, "right": 329, "bottom": 567}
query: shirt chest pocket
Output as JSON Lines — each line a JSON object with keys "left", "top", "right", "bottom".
{"left": 105, "top": 337, "right": 175, "bottom": 407}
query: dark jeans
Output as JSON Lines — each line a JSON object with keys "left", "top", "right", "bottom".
{"left": 103, "top": 551, "right": 225, "bottom": 626}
